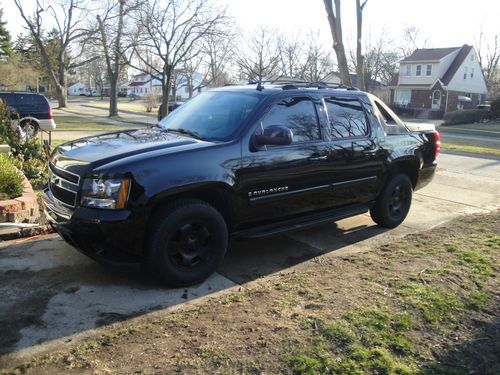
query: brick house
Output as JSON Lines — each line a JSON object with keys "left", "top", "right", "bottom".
{"left": 389, "top": 45, "right": 488, "bottom": 118}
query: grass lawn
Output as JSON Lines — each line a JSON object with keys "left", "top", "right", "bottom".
{"left": 440, "top": 121, "right": 500, "bottom": 133}
{"left": 53, "top": 115, "right": 129, "bottom": 132}
{"left": 440, "top": 137, "right": 500, "bottom": 157}
{"left": 85, "top": 101, "right": 158, "bottom": 115}
{"left": 6, "top": 212, "right": 499, "bottom": 374}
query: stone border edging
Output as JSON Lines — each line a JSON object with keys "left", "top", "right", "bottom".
{"left": 0, "top": 176, "right": 40, "bottom": 223}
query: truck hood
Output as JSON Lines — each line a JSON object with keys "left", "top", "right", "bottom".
{"left": 50, "top": 127, "right": 210, "bottom": 177}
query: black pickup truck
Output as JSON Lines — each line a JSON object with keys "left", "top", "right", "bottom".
{"left": 43, "top": 82, "right": 439, "bottom": 286}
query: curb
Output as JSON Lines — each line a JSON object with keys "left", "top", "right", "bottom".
{"left": 0, "top": 224, "right": 55, "bottom": 242}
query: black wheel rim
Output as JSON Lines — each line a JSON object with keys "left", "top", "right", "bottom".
{"left": 388, "top": 183, "right": 408, "bottom": 219}
{"left": 168, "top": 221, "right": 213, "bottom": 269}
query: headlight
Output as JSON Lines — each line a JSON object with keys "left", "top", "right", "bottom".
{"left": 81, "top": 178, "right": 130, "bottom": 209}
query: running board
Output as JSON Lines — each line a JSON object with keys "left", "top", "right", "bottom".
{"left": 232, "top": 204, "right": 370, "bottom": 239}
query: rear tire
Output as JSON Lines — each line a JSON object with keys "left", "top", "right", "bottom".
{"left": 146, "top": 199, "right": 228, "bottom": 287}
{"left": 370, "top": 174, "right": 413, "bottom": 228}
{"left": 20, "top": 120, "right": 39, "bottom": 140}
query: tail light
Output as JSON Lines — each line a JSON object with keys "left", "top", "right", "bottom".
{"left": 434, "top": 130, "right": 440, "bottom": 160}
{"left": 48, "top": 107, "right": 53, "bottom": 120}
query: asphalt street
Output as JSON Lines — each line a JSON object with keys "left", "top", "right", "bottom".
{"left": 0, "top": 152, "right": 499, "bottom": 367}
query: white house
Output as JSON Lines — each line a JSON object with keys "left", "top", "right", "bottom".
{"left": 390, "top": 45, "right": 488, "bottom": 117}
{"left": 68, "top": 82, "right": 88, "bottom": 96}
{"left": 127, "top": 72, "right": 205, "bottom": 100}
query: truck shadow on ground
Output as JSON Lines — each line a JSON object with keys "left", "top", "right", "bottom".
{"left": 0, "top": 217, "right": 387, "bottom": 358}
{"left": 421, "top": 309, "right": 500, "bottom": 374}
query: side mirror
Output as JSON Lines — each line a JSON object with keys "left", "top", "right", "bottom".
{"left": 254, "top": 125, "right": 293, "bottom": 146}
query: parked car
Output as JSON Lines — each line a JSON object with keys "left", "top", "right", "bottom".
{"left": 476, "top": 104, "right": 490, "bottom": 111}
{"left": 158, "top": 102, "right": 183, "bottom": 121}
{"left": 0, "top": 91, "right": 56, "bottom": 140}
{"left": 43, "top": 82, "right": 439, "bottom": 286}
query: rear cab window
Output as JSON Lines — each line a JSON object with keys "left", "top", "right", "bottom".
{"left": 372, "top": 98, "right": 408, "bottom": 135}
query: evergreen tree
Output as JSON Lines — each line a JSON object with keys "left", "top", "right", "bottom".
{"left": 0, "top": 9, "right": 12, "bottom": 57}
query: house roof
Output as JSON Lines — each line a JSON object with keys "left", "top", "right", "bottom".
{"left": 400, "top": 47, "right": 461, "bottom": 62}
{"left": 393, "top": 44, "right": 478, "bottom": 89}
{"left": 442, "top": 44, "right": 473, "bottom": 85}
{"left": 128, "top": 80, "right": 150, "bottom": 87}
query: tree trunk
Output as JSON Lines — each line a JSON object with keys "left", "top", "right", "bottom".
{"left": 56, "top": 66, "right": 67, "bottom": 108}
{"left": 324, "top": 0, "right": 352, "bottom": 86}
{"left": 109, "top": 76, "right": 118, "bottom": 117}
{"left": 161, "top": 64, "right": 172, "bottom": 118}
{"left": 356, "top": 0, "right": 367, "bottom": 91}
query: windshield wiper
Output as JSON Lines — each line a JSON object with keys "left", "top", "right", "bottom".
{"left": 167, "top": 128, "right": 204, "bottom": 140}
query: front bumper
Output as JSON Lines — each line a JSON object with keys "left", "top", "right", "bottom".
{"left": 42, "top": 188, "right": 143, "bottom": 270}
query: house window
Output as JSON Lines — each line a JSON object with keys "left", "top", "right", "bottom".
{"left": 405, "top": 64, "right": 411, "bottom": 76}
{"left": 470, "top": 68, "right": 474, "bottom": 78}
{"left": 463, "top": 67, "right": 468, "bottom": 80}
{"left": 426, "top": 64, "right": 432, "bottom": 76}
{"left": 470, "top": 54, "right": 474, "bottom": 61}
{"left": 416, "top": 65, "right": 422, "bottom": 76}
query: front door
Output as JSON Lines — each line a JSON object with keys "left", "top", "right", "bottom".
{"left": 432, "top": 90, "right": 441, "bottom": 109}
{"left": 235, "top": 95, "right": 332, "bottom": 227}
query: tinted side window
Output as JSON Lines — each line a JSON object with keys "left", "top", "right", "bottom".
{"left": 0, "top": 94, "right": 17, "bottom": 106}
{"left": 262, "top": 97, "right": 319, "bottom": 143}
{"left": 324, "top": 97, "right": 368, "bottom": 139}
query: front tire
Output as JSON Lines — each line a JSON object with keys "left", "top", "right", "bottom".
{"left": 146, "top": 199, "right": 228, "bottom": 287}
{"left": 370, "top": 174, "right": 413, "bottom": 228}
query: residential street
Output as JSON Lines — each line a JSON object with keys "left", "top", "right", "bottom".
{"left": 1, "top": 151, "right": 499, "bottom": 367}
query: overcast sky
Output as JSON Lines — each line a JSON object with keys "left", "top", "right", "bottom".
{"left": 3, "top": 0, "right": 499, "bottom": 55}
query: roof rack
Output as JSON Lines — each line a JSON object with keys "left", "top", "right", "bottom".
{"left": 246, "top": 79, "right": 358, "bottom": 91}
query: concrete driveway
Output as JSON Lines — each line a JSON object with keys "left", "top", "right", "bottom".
{"left": 1, "top": 152, "right": 499, "bottom": 366}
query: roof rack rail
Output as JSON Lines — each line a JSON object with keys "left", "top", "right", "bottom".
{"left": 246, "top": 79, "right": 358, "bottom": 91}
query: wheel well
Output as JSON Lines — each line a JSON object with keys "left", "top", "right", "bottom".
{"left": 388, "top": 160, "right": 419, "bottom": 188}
{"left": 147, "top": 186, "right": 234, "bottom": 231}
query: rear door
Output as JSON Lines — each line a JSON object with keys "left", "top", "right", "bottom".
{"left": 320, "top": 95, "right": 384, "bottom": 204}
{"left": 236, "top": 95, "right": 333, "bottom": 226}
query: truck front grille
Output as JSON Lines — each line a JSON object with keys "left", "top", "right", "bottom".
{"left": 48, "top": 163, "right": 80, "bottom": 207}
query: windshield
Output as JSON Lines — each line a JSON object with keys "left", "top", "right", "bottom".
{"left": 158, "top": 91, "right": 261, "bottom": 141}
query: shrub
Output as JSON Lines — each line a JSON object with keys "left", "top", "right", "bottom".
{"left": 0, "top": 100, "right": 48, "bottom": 190}
{"left": 490, "top": 98, "right": 500, "bottom": 119}
{"left": 443, "top": 109, "right": 488, "bottom": 125}
{"left": 0, "top": 153, "right": 23, "bottom": 199}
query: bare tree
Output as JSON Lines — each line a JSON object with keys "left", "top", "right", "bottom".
{"left": 355, "top": 0, "right": 368, "bottom": 90}
{"left": 183, "top": 55, "right": 207, "bottom": 98}
{"left": 235, "top": 26, "right": 281, "bottom": 82}
{"left": 79, "top": 54, "right": 107, "bottom": 98}
{"left": 349, "top": 31, "right": 400, "bottom": 86}
{"left": 300, "top": 30, "right": 335, "bottom": 82}
{"left": 131, "top": 0, "right": 228, "bottom": 118}
{"left": 400, "top": 26, "right": 429, "bottom": 58}
{"left": 13, "top": 0, "right": 94, "bottom": 107}
{"left": 96, "top": 0, "right": 137, "bottom": 117}
{"left": 203, "top": 26, "right": 235, "bottom": 87}
{"left": 475, "top": 31, "right": 500, "bottom": 97}
{"left": 277, "top": 33, "right": 304, "bottom": 78}
{"left": 323, "top": 0, "right": 351, "bottom": 85}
